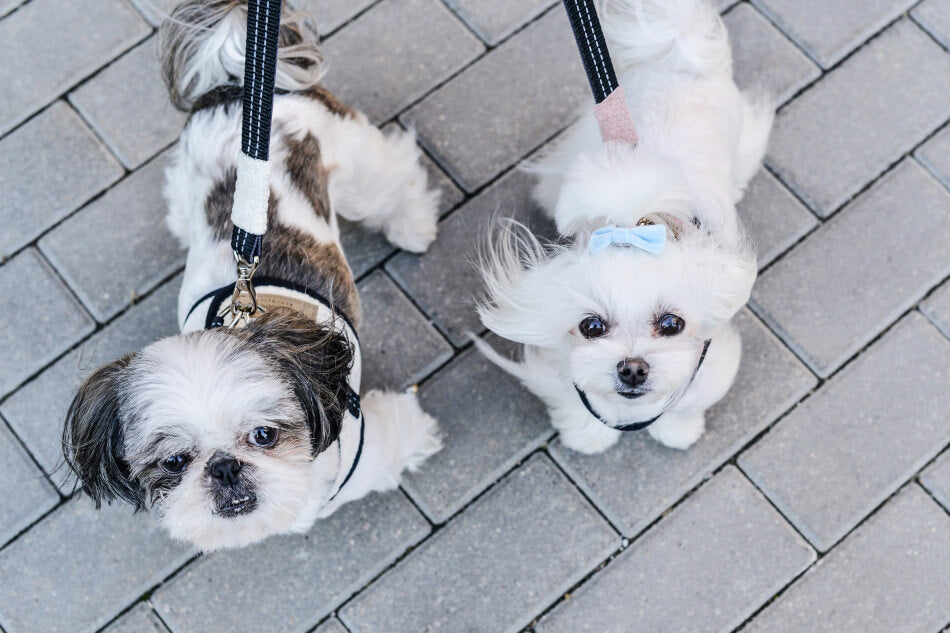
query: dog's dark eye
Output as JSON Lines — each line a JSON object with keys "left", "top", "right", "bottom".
{"left": 249, "top": 426, "right": 279, "bottom": 448}
{"left": 656, "top": 313, "right": 685, "bottom": 337}
{"left": 159, "top": 454, "right": 189, "bottom": 475}
{"left": 579, "top": 316, "right": 608, "bottom": 339}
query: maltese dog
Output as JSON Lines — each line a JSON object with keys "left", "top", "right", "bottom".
{"left": 477, "top": 0, "right": 770, "bottom": 454}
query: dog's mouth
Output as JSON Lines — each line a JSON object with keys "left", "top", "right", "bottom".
{"left": 616, "top": 388, "right": 647, "bottom": 400}
{"left": 215, "top": 494, "right": 258, "bottom": 518}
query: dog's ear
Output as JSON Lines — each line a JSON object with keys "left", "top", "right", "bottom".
{"left": 245, "top": 310, "right": 354, "bottom": 455}
{"left": 62, "top": 354, "right": 146, "bottom": 510}
{"left": 477, "top": 219, "right": 576, "bottom": 348}
{"left": 691, "top": 240, "right": 757, "bottom": 331}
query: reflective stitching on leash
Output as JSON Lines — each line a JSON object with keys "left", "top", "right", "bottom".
{"left": 581, "top": 0, "right": 610, "bottom": 96}
{"left": 572, "top": 0, "right": 606, "bottom": 98}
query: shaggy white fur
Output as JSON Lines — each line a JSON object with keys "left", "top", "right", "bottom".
{"left": 62, "top": 0, "right": 442, "bottom": 551}
{"left": 159, "top": 3, "right": 443, "bottom": 549}
{"left": 478, "top": 0, "right": 770, "bottom": 453}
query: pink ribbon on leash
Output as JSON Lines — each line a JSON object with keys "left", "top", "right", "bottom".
{"left": 593, "top": 87, "right": 638, "bottom": 146}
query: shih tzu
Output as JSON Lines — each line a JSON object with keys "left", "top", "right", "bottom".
{"left": 477, "top": 0, "right": 769, "bottom": 454}
{"left": 62, "top": 0, "right": 442, "bottom": 551}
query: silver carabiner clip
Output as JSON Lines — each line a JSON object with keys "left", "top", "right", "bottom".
{"left": 229, "top": 253, "right": 262, "bottom": 327}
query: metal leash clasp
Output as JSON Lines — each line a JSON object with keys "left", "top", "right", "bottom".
{"left": 229, "top": 252, "right": 263, "bottom": 327}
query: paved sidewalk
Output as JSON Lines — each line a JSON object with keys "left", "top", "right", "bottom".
{"left": 1, "top": 0, "right": 949, "bottom": 632}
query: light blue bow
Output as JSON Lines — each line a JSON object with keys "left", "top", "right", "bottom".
{"left": 588, "top": 224, "right": 667, "bottom": 255}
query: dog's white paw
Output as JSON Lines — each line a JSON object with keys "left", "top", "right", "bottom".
{"left": 387, "top": 222, "right": 437, "bottom": 253}
{"left": 648, "top": 411, "right": 706, "bottom": 450}
{"left": 384, "top": 191, "right": 439, "bottom": 253}
{"left": 403, "top": 408, "right": 442, "bottom": 472}
{"left": 361, "top": 389, "right": 442, "bottom": 474}
{"left": 559, "top": 417, "right": 621, "bottom": 454}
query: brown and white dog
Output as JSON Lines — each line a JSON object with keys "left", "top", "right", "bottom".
{"left": 62, "top": 0, "right": 442, "bottom": 551}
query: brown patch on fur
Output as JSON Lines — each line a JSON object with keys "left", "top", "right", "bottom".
{"left": 190, "top": 85, "right": 244, "bottom": 114}
{"left": 257, "top": 227, "right": 360, "bottom": 326}
{"left": 238, "top": 308, "right": 355, "bottom": 455}
{"left": 284, "top": 134, "right": 331, "bottom": 221}
{"left": 188, "top": 85, "right": 354, "bottom": 121}
{"left": 301, "top": 86, "right": 357, "bottom": 119}
{"left": 204, "top": 171, "right": 360, "bottom": 326}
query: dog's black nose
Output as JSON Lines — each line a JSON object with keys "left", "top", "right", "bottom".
{"left": 208, "top": 455, "right": 243, "bottom": 487}
{"left": 618, "top": 358, "right": 650, "bottom": 387}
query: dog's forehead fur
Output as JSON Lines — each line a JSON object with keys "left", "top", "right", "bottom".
{"left": 120, "top": 331, "right": 300, "bottom": 460}
{"left": 568, "top": 235, "right": 754, "bottom": 331}
{"left": 569, "top": 245, "right": 694, "bottom": 314}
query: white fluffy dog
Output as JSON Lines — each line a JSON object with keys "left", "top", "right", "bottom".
{"left": 478, "top": 0, "right": 770, "bottom": 454}
{"left": 62, "top": 0, "right": 441, "bottom": 550}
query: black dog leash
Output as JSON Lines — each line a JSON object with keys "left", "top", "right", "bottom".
{"left": 560, "top": 0, "right": 638, "bottom": 145}
{"left": 575, "top": 339, "right": 712, "bottom": 431}
{"left": 228, "top": 0, "right": 283, "bottom": 323}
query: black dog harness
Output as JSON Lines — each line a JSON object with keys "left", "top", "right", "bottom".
{"left": 575, "top": 339, "right": 711, "bottom": 431}
{"left": 182, "top": 278, "right": 364, "bottom": 504}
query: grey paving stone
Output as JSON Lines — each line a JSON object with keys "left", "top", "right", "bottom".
{"left": 921, "top": 450, "right": 950, "bottom": 512}
{"left": 716, "top": 0, "right": 740, "bottom": 11}
{"left": 752, "top": 160, "right": 950, "bottom": 377}
{"left": 0, "top": 498, "right": 193, "bottom": 633}
{"left": 738, "top": 169, "right": 817, "bottom": 270}
{"left": 338, "top": 220, "right": 395, "bottom": 280}
{"left": 0, "top": 0, "right": 24, "bottom": 18}
{"left": 153, "top": 491, "right": 428, "bottom": 633}
{"left": 742, "top": 485, "right": 950, "bottom": 633}
{"left": 401, "top": 335, "right": 552, "bottom": 522}
{"left": 320, "top": 0, "right": 484, "bottom": 125}
{"left": 401, "top": 7, "right": 588, "bottom": 191}
{"left": 312, "top": 619, "right": 348, "bottom": 633}
{"left": 0, "top": 249, "right": 95, "bottom": 398}
{"left": 444, "top": 0, "right": 554, "bottom": 46}
{"left": 913, "top": 0, "right": 950, "bottom": 49}
{"left": 0, "top": 421, "right": 58, "bottom": 548}
{"left": 0, "top": 0, "right": 150, "bottom": 136}
{"left": 338, "top": 125, "right": 464, "bottom": 279}
{"left": 921, "top": 280, "right": 950, "bottom": 339}
{"left": 739, "top": 312, "right": 950, "bottom": 552}
{"left": 915, "top": 124, "right": 950, "bottom": 191}
{"left": 766, "top": 19, "right": 950, "bottom": 217}
{"left": 340, "top": 455, "right": 618, "bottom": 633}
{"left": 102, "top": 604, "right": 169, "bottom": 633}
{"left": 293, "top": 0, "right": 377, "bottom": 36}
{"left": 70, "top": 37, "right": 187, "bottom": 170}
{"left": 724, "top": 3, "right": 820, "bottom": 105}
{"left": 752, "top": 0, "right": 915, "bottom": 68}
{"left": 386, "top": 166, "right": 557, "bottom": 347}
{"left": 550, "top": 308, "right": 816, "bottom": 536}
{"left": 415, "top": 134, "right": 467, "bottom": 216}
{"left": 536, "top": 466, "right": 815, "bottom": 633}
{"left": 0, "top": 102, "right": 123, "bottom": 259}
{"left": 1, "top": 276, "right": 181, "bottom": 489}
{"left": 127, "top": 0, "right": 181, "bottom": 26}
{"left": 356, "top": 271, "right": 453, "bottom": 391}
{"left": 39, "top": 150, "right": 185, "bottom": 323}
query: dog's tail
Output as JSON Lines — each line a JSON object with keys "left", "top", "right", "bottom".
{"left": 469, "top": 335, "right": 533, "bottom": 382}
{"left": 597, "top": 0, "right": 731, "bottom": 78}
{"left": 158, "top": 0, "right": 323, "bottom": 111}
